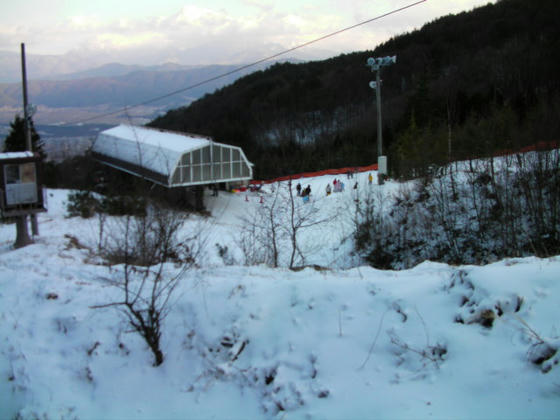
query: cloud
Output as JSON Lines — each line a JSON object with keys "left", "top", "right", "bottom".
{"left": 0, "top": 0, "right": 494, "bottom": 74}
{"left": 0, "top": 3, "right": 379, "bottom": 55}
{"left": 241, "top": 0, "right": 273, "bottom": 11}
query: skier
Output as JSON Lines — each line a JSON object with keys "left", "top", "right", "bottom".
{"left": 302, "top": 185, "right": 311, "bottom": 203}
{"left": 326, "top": 184, "right": 332, "bottom": 196}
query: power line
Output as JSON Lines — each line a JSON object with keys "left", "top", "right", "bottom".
{"left": 64, "top": 0, "right": 426, "bottom": 126}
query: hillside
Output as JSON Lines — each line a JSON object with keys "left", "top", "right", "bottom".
{"left": 1, "top": 173, "right": 559, "bottom": 418}
{"left": 150, "top": 0, "right": 560, "bottom": 179}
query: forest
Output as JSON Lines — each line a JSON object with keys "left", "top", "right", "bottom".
{"left": 149, "top": 0, "right": 560, "bottom": 180}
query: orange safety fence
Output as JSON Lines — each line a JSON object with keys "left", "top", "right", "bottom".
{"left": 494, "top": 140, "right": 558, "bottom": 158}
{"left": 247, "top": 140, "right": 559, "bottom": 187}
{"left": 250, "top": 163, "right": 378, "bottom": 186}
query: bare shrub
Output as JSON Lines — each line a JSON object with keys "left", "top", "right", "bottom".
{"left": 66, "top": 190, "right": 98, "bottom": 218}
{"left": 388, "top": 307, "right": 447, "bottom": 370}
{"left": 512, "top": 315, "right": 559, "bottom": 373}
{"left": 388, "top": 330, "right": 448, "bottom": 369}
{"left": 353, "top": 188, "right": 395, "bottom": 269}
{"left": 92, "top": 204, "right": 198, "bottom": 366}
{"left": 354, "top": 148, "right": 560, "bottom": 269}
{"left": 238, "top": 184, "right": 283, "bottom": 267}
{"left": 101, "top": 204, "right": 191, "bottom": 266}
{"left": 238, "top": 182, "right": 333, "bottom": 269}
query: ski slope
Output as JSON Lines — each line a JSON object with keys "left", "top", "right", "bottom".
{"left": 1, "top": 170, "right": 559, "bottom": 419}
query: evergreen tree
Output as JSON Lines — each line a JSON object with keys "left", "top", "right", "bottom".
{"left": 3, "top": 115, "right": 45, "bottom": 158}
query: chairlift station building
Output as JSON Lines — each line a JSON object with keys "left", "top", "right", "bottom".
{"left": 92, "top": 125, "right": 253, "bottom": 189}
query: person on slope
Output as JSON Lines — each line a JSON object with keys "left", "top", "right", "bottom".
{"left": 302, "top": 185, "right": 312, "bottom": 203}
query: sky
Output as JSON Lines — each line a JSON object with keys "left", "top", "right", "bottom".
{"left": 0, "top": 0, "right": 495, "bottom": 66}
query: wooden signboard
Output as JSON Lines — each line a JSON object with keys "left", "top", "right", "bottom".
{"left": 0, "top": 151, "right": 46, "bottom": 217}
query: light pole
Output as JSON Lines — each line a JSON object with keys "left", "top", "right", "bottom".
{"left": 21, "top": 43, "right": 40, "bottom": 236}
{"left": 366, "top": 55, "right": 396, "bottom": 185}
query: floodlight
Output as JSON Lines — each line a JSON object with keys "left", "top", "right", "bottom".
{"left": 366, "top": 57, "right": 379, "bottom": 71}
{"left": 383, "top": 56, "right": 396, "bottom": 65}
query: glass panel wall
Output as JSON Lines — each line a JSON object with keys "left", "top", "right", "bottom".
{"left": 171, "top": 145, "right": 251, "bottom": 185}
{"left": 192, "top": 150, "right": 201, "bottom": 164}
{"left": 202, "top": 164, "right": 211, "bottom": 180}
{"left": 172, "top": 169, "right": 181, "bottom": 184}
{"left": 213, "top": 163, "right": 221, "bottom": 179}
{"left": 182, "top": 165, "right": 191, "bottom": 183}
{"left": 202, "top": 146, "right": 211, "bottom": 161}
{"left": 192, "top": 165, "right": 201, "bottom": 182}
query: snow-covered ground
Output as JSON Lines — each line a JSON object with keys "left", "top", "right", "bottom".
{"left": 1, "top": 171, "right": 559, "bottom": 419}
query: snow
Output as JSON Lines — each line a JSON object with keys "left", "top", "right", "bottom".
{"left": 1, "top": 170, "right": 559, "bottom": 419}
{"left": 98, "top": 124, "right": 211, "bottom": 153}
{"left": 0, "top": 151, "right": 34, "bottom": 160}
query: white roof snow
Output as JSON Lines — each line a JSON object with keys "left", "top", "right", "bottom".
{"left": 93, "top": 124, "right": 210, "bottom": 180}
{"left": 0, "top": 151, "right": 34, "bottom": 160}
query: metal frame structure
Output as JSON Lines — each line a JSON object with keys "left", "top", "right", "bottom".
{"left": 92, "top": 125, "right": 253, "bottom": 188}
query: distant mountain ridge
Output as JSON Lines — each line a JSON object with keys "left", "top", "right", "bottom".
{"left": 0, "top": 64, "right": 245, "bottom": 108}
{"left": 0, "top": 58, "right": 307, "bottom": 126}
{"left": 50, "top": 62, "right": 204, "bottom": 81}
{"left": 0, "top": 41, "right": 330, "bottom": 83}
{"left": 0, "top": 60, "right": 311, "bottom": 127}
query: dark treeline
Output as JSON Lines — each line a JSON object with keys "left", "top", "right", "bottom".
{"left": 150, "top": 0, "right": 560, "bottom": 180}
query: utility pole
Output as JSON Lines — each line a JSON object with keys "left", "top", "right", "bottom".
{"left": 21, "top": 43, "right": 32, "bottom": 151}
{"left": 21, "top": 42, "right": 39, "bottom": 236}
{"left": 366, "top": 55, "right": 396, "bottom": 185}
{"left": 375, "top": 67, "right": 383, "bottom": 156}
{"left": 14, "top": 43, "right": 34, "bottom": 248}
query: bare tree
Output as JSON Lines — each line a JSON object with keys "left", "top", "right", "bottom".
{"left": 285, "top": 182, "right": 333, "bottom": 269}
{"left": 239, "top": 181, "right": 333, "bottom": 269}
{"left": 515, "top": 148, "right": 560, "bottom": 256}
{"left": 92, "top": 204, "right": 197, "bottom": 366}
{"left": 238, "top": 184, "right": 283, "bottom": 267}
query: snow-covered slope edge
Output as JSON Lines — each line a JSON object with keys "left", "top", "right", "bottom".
{"left": 1, "top": 188, "right": 559, "bottom": 419}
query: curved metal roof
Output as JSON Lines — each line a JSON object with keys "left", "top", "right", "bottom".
{"left": 93, "top": 124, "right": 252, "bottom": 187}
